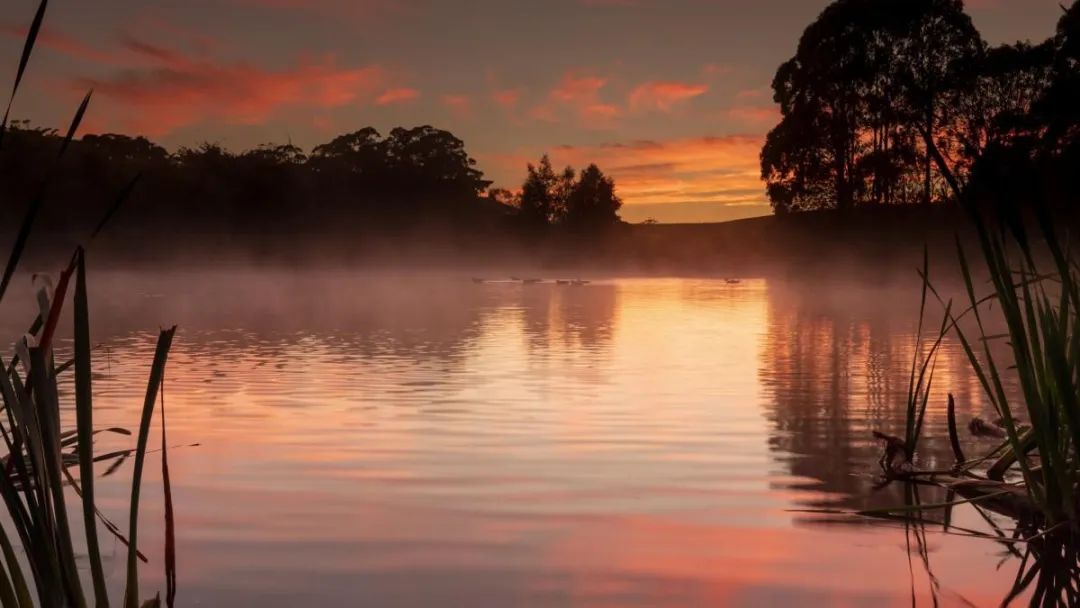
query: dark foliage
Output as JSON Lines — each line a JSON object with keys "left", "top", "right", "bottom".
{"left": 513, "top": 155, "right": 623, "bottom": 232}
{"left": 965, "top": 2, "right": 1080, "bottom": 218}
{"left": 763, "top": 0, "right": 1079, "bottom": 214}
{"left": 0, "top": 124, "right": 508, "bottom": 248}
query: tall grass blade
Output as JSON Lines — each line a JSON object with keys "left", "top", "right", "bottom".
{"left": 946, "top": 394, "right": 965, "bottom": 464}
{"left": 858, "top": 490, "right": 1014, "bottom": 516}
{"left": 2, "top": 79, "right": 98, "bottom": 307}
{"left": 124, "top": 327, "right": 176, "bottom": 608}
{"left": 91, "top": 173, "right": 142, "bottom": 240}
{"left": 28, "top": 346, "right": 86, "bottom": 608}
{"left": 0, "top": 0, "right": 48, "bottom": 149}
{"left": 57, "top": 90, "right": 91, "bottom": 159}
{"left": 0, "top": 518, "right": 29, "bottom": 608}
{"left": 59, "top": 467, "right": 149, "bottom": 563}
{"left": 74, "top": 247, "right": 109, "bottom": 607}
{"left": 160, "top": 378, "right": 175, "bottom": 608}
{"left": 0, "top": 192, "right": 44, "bottom": 305}
{"left": 38, "top": 252, "right": 75, "bottom": 353}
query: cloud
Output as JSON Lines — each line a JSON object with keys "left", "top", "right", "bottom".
{"left": 376, "top": 87, "right": 420, "bottom": 105}
{"left": 0, "top": 22, "right": 123, "bottom": 65}
{"left": 550, "top": 73, "right": 608, "bottom": 105}
{"left": 727, "top": 104, "right": 781, "bottom": 127}
{"left": 119, "top": 35, "right": 192, "bottom": 68}
{"left": 486, "top": 135, "right": 767, "bottom": 210}
{"left": 491, "top": 87, "right": 524, "bottom": 111}
{"left": 703, "top": 64, "right": 734, "bottom": 78}
{"left": 80, "top": 38, "right": 385, "bottom": 136}
{"left": 535, "top": 71, "right": 622, "bottom": 129}
{"left": 580, "top": 103, "right": 622, "bottom": 125}
{"left": 736, "top": 88, "right": 767, "bottom": 100}
{"left": 441, "top": 94, "right": 472, "bottom": 118}
{"left": 629, "top": 81, "right": 708, "bottom": 112}
{"left": 528, "top": 104, "right": 559, "bottom": 123}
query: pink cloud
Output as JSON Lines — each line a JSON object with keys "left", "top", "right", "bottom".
{"left": 376, "top": 87, "right": 420, "bottom": 105}
{"left": 736, "top": 88, "right": 767, "bottom": 100}
{"left": 727, "top": 104, "right": 781, "bottom": 126}
{"left": 629, "top": 81, "right": 708, "bottom": 112}
{"left": 581, "top": 103, "right": 622, "bottom": 123}
{"left": 528, "top": 104, "right": 559, "bottom": 123}
{"left": 550, "top": 73, "right": 608, "bottom": 105}
{"left": 0, "top": 23, "right": 123, "bottom": 65}
{"left": 492, "top": 87, "right": 523, "bottom": 111}
{"left": 119, "top": 35, "right": 192, "bottom": 69}
{"left": 1, "top": 20, "right": 226, "bottom": 72}
{"left": 80, "top": 39, "right": 385, "bottom": 136}
{"left": 536, "top": 72, "right": 622, "bottom": 129}
{"left": 441, "top": 94, "right": 472, "bottom": 118}
{"left": 703, "top": 64, "right": 734, "bottom": 77}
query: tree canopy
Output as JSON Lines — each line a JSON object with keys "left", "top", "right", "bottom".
{"left": 762, "top": 0, "right": 1079, "bottom": 214}
{"left": 513, "top": 155, "right": 623, "bottom": 231}
{"left": 0, "top": 124, "right": 506, "bottom": 242}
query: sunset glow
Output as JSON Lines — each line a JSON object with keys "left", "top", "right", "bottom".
{"left": 0, "top": 0, "right": 1063, "bottom": 222}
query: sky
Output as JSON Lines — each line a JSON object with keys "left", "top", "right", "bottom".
{"left": 0, "top": 0, "right": 1069, "bottom": 223}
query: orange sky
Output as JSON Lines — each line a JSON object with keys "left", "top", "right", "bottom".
{"left": 0, "top": 0, "right": 1067, "bottom": 222}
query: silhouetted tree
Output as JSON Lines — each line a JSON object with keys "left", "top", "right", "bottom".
{"left": 952, "top": 42, "right": 1055, "bottom": 164}
{"left": 518, "top": 155, "right": 574, "bottom": 228}
{"left": 564, "top": 165, "right": 623, "bottom": 231}
{"left": 1035, "top": 2, "right": 1080, "bottom": 154}
{"left": 763, "top": 0, "right": 983, "bottom": 212}
{"left": 0, "top": 123, "right": 505, "bottom": 245}
{"left": 963, "top": 2, "right": 1080, "bottom": 214}
{"left": 80, "top": 134, "right": 169, "bottom": 165}
{"left": 486, "top": 188, "right": 516, "bottom": 209}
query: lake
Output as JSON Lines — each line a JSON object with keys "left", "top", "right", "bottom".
{"left": 9, "top": 270, "right": 1028, "bottom": 606}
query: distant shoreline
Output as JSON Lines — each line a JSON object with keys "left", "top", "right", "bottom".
{"left": 9, "top": 204, "right": 979, "bottom": 280}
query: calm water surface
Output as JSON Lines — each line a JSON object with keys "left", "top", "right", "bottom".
{"left": 14, "top": 271, "right": 1028, "bottom": 606}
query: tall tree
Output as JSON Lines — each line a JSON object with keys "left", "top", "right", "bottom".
{"left": 564, "top": 164, "right": 623, "bottom": 230}
{"left": 518, "top": 155, "right": 573, "bottom": 227}
{"left": 762, "top": 0, "right": 984, "bottom": 212}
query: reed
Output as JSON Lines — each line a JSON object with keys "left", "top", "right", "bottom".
{"left": 865, "top": 128, "right": 1080, "bottom": 531}
{"left": 903, "top": 248, "right": 951, "bottom": 462}
{"left": 0, "top": 2, "right": 177, "bottom": 606}
{"left": 947, "top": 205, "right": 1080, "bottom": 527}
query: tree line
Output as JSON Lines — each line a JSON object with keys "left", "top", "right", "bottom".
{"left": 492, "top": 155, "right": 623, "bottom": 233}
{"left": 0, "top": 123, "right": 624, "bottom": 248}
{"left": 762, "top": 0, "right": 1080, "bottom": 214}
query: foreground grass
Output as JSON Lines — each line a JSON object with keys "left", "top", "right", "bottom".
{"left": 0, "top": 2, "right": 178, "bottom": 606}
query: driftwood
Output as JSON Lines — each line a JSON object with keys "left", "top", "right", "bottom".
{"left": 873, "top": 402, "right": 1044, "bottom": 525}
{"left": 969, "top": 417, "right": 1007, "bottom": 439}
{"left": 946, "top": 478, "right": 1041, "bottom": 522}
{"left": 873, "top": 431, "right": 911, "bottom": 475}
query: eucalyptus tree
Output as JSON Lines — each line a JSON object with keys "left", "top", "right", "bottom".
{"left": 762, "top": 0, "right": 984, "bottom": 212}
{"left": 518, "top": 155, "right": 574, "bottom": 228}
{"left": 563, "top": 164, "right": 623, "bottom": 231}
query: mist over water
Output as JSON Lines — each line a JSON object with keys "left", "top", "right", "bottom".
{"left": 0, "top": 268, "right": 1025, "bottom": 606}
